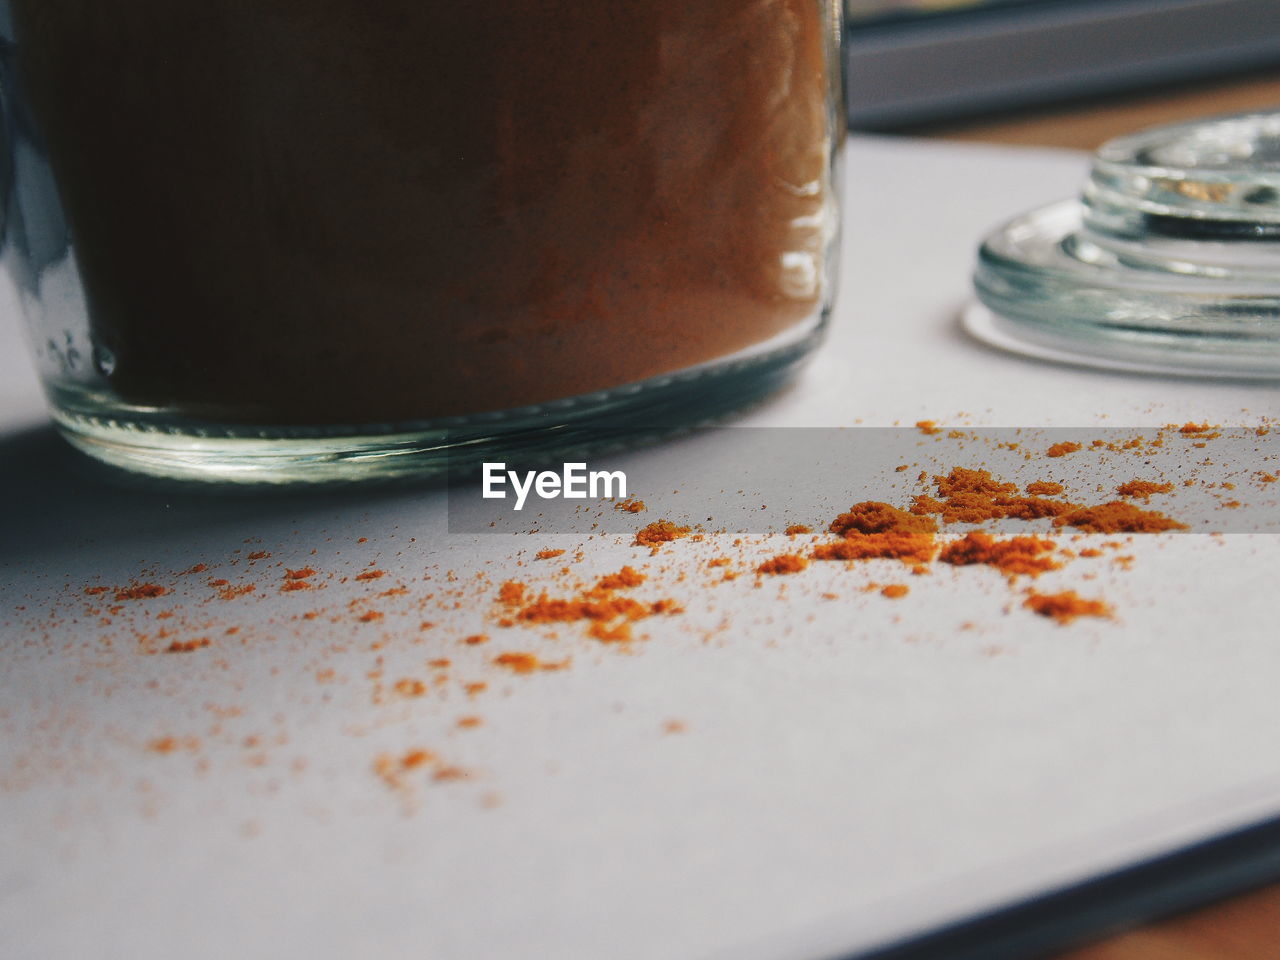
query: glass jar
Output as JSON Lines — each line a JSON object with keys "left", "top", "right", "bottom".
{"left": 0, "top": 1, "right": 844, "bottom": 482}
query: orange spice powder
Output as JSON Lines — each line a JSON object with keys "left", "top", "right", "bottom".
{"left": 588, "top": 620, "right": 634, "bottom": 643}
{"left": 812, "top": 533, "right": 938, "bottom": 565}
{"left": 1054, "top": 502, "right": 1187, "bottom": 534}
{"left": 495, "top": 564, "right": 678, "bottom": 642}
{"left": 1045, "top": 442, "right": 1081, "bottom": 458}
{"left": 493, "top": 652, "right": 541, "bottom": 674}
{"left": 634, "top": 520, "right": 692, "bottom": 550}
{"left": 400, "top": 749, "right": 435, "bottom": 769}
{"left": 498, "top": 580, "right": 526, "bottom": 606}
{"left": 516, "top": 593, "right": 653, "bottom": 625}
{"left": 1178, "top": 421, "right": 1217, "bottom": 437}
{"left": 831, "top": 501, "right": 937, "bottom": 536}
{"left": 757, "top": 554, "right": 809, "bottom": 575}
{"left": 1115, "top": 480, "right": 1174, "bottom": 500}
{"left": 1024, "top": 590, "right": 1113, "bottom": 624}
{"left": 593, "top": 566, "right": 646, "bottom": 591}
{"left": 394, "top": 678, "right": 427, "bottom": 697}
{"left": 913, "top": 469, "right": 1077, "bottom": 524}
{"left": 938, "top": 532, "right": 1059, "bottom": 578}
{"left": 1025, "top": 481, "right": 1064, "bottom": 496}
{"left": 162, "top": 637, "right": 211, "bottom": 653}
{"left": 115, "top": 583, "right": 168, "bottom": 601}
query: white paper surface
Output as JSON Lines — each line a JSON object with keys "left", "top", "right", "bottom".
{"left": 3, "top": 136, "right": 1280, "bottom": 960}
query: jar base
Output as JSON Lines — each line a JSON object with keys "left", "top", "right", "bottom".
{"left": 49, "top": 317, "right": 826, "bottom": 484}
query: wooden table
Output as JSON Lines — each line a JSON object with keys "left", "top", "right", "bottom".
{"left": 920, "top": 72, "right": 1280, "bottom": 151}
{"left": 919, "top": 70, "right": 1280, "bottom": 960}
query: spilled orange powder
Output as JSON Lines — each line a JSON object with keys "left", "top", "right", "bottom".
{"left": 1115, "top": 480, "right": 1174, "bottom": 500}
{"left": 830, "top": 501, "right": 937, "bottom": 536}
{"left": 164, "top": 637, "right": 211, "bottom": 653}
{"left": 115, "top": 583, "right": 168, "bottom": 601}
{"left": 938, "top": 532, "right": 1059, "bottom": 578}
{"left": 913, "top": 469, "right": 1077, "bottom": 524}
{"left": 812, "top": 533, "right": 938, "bottom": 565}
{"left": 1025, "top": 481, "right": 1063, "bottom": 496}
{"left": 1055, "top": 502, "right": 1187, "bottom": 533}
{"left": 1024, "top": 590, "right": 1113, "bottom": 624}
{"left": 493, "top": 652, "right": 541, "bottom": 674}
{"left": 757, "top": 554, "right": 809, "bottom": 575}
{"left": 634, "top": 520, "right": 692, "bottom": 550}
{"left": 593, "top": 566, "right": 646, "bottom": 591}
{"left": 589, "top": 621, "right": 634, "bottom": 643}
{"left": 1045, "top": 442, "right": 1081, "bottom": 458}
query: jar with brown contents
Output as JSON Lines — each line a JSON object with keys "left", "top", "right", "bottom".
{"left": 3, "top": 0, "right": 843, "bottom": 481}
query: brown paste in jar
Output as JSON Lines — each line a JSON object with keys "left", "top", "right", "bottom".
{"left": 10, "top": 1, "right": 836, "bottom": 423}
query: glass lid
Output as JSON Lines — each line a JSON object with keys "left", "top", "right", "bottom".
{"left": 968, "top": 111, "right": 1280, "bottom": 378}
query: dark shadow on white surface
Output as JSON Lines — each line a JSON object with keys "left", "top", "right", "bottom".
{"left": 0, "top": 425, "right": 447, "bottom": 566}
{"left": 846, "top": 812, "right": 1280, "bottom": 960}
